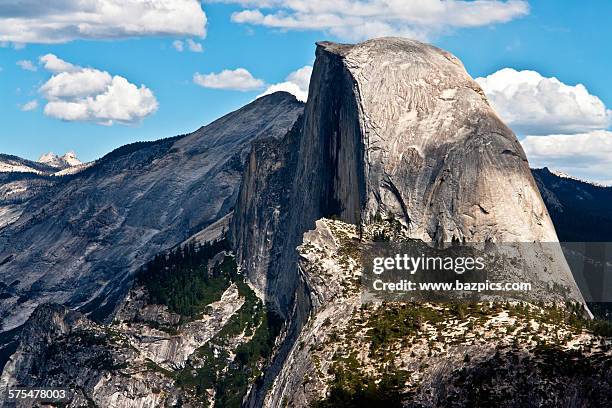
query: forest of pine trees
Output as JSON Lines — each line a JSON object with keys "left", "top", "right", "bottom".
{"left": 136, "top": 239, "right": 235, "bottom": 319}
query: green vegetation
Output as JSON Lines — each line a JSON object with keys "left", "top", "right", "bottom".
{"left": 136, "top": 239, "right": 232, "bottom": 319}
{"left": 138, "top": 239, "right": 285, "bottom": 406}
{"left": 313, "top": 352, "right": 408, "bottom": 408}
{"left": 372, "top": 230, "right": 391, "bottom": 242}
{"left": 444, "top": 344, "right": 612, "bottom": 407}
{"left": 314, "top": 300, "right": 612, "bottom": 408}
{"left": 367, "top": 302, "right": 446, "bottom": 353}
{"left": 563, "top": 302, "right": 612, "bottom": 337}
{"left": 175, "top": 277, "right": 283, "bottom": 408}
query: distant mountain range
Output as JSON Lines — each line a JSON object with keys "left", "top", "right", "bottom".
{"left": 533, "top": 167, "right": 612, "bottom": 242}
{"left": 0, "top": 154, "right": 60, "bottom": 175}
{"left": 0, "top": 151, "right": 85, "bottom": 176}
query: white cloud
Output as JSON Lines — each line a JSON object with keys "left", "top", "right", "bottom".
{"left": 258, "top": 65, "right": 312, "bottom": 102}
{"left": 193, "top": 68, "right": 265, "bottom": 91}
{"left": 20, "top": 100, "right": 39, "bottom": 111}
{"left": 521, "top": 130, "right": 612, "bottom": 184}
{"left": 173, "top": 38, "right": 203, "bottom": 52}
{"left": 40, "top": 53, "right": 79, "bottom": 73}
{"left": 0, "top": 0, "right": 207, "bottom": 44}
{"left": 476, "top": 68, "right": 612, "bottom": 183}
{"left": 187, "top": 38, "right": 204, "bottom": 52}
{"left": 222, "top": 0, "right": 529, "bottom": 41}
{"left": 41, "top": 69, "right": 113, "bottom": 100}
{"left": 16, "top": 60, "right": 36, "bottom": 71}
{"left": 38, "top": 54, "right": 158, "bottom": 125}
{"left": 286, "top": 66, "right": 312, "bottom": 92}
{"left": 476, "top": 68, "right": 611, "bottom": 135}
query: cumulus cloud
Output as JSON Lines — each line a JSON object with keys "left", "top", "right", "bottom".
{"left": 476, "top": 68, "right": 611, "bottom": 135}
{"left": 173, "top": 38, "right": 204, "bottom": 52}
{"left": 258, "top": 65, "right": 312, "bottom": 102}
{"left": 41, "top": 69, "right": 113, "bottom": 100}
{"left": 193, "top": 68, "right": 265, "bottom": 91}
{"left": 40, "top": 54, "right": 80, "bottom": 73}
{"left": 0, "top": 0, "right": 207, "bottom": 44}
{"left": 476, "top": 68, "right": 612, "bottom": 183}
{"left": 20, "top": 100, "right": 38, "bottom": 111}
{"left": 221, "top": 0, "right": 529, "bottom": 41}
{"left": 16, "top": 60, "right": 36, "bottom": 71}
{"left": 521, "top": 130, "right": 612, "bottom": 184}
{"left": 38, "top": 54, "right": 158, "bottom": 125}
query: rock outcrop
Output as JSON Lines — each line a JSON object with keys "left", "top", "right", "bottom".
{"left": 0, "top": 248, "right": 274, "bottom": 408}
{"left": 228, "top": 38, "right": 590, "bottom": 405}
{"left": 264, "top": 219, "right": 611, "bottom": 407}
{"left": 231, "top": 116, "right": 303, "bottom": 303}
{"left": 300, "top": 37, "right": 559, "bottom": 242}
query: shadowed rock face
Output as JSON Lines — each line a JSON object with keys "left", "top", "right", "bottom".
{"left": 231, "top": 116, "right": 303, "bottom": 299}
{"left": 0, "top": 92, "right": 304, "bottom": 332}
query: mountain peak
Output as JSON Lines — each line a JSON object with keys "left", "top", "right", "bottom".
{"left": 38, "top": 151, "right": 82, "bottom": 168}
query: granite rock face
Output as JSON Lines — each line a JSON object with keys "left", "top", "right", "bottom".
{"left": 303, "top": 37, "right": 558, "bottom": 243}
{"left": 235, "top": 38, "right": 584, "bottom": 318}
{"left": 0, "top": 92, "right": 304, "bottom": 332}
{"left": 230, "top": 116, "right": 303, "bottom": 303}
{"left": 223, "top": 38, "right": 591, "bottom": 406}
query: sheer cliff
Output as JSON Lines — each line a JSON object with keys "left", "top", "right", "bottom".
{"left": 228, "top": 37, "right": 591, "bottom": 406}
{"left": 235, "top": 38, "right": 584, "bottom": 319}
{"left": 301, "top": 38, "right": 559, "bottom": 244}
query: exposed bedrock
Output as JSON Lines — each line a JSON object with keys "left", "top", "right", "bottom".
{"left": 314, "top": 38, "right": 557, "bottom": 244}
{"left": 234, "top": 37, "right": 585, "bottom": 321}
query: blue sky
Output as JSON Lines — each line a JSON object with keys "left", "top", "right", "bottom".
{"left": 0, "top": 1, "right": 610, "bottom": 182}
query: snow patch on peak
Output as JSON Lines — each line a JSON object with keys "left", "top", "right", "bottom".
{"left": 61, "top": 151, "right": 82, "bottom": 167}
{"left": 38, "top": 151, "right": 82, "bottom": 169}
{"left": 38, "top": 152, "right": 59, "bottom": 165}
